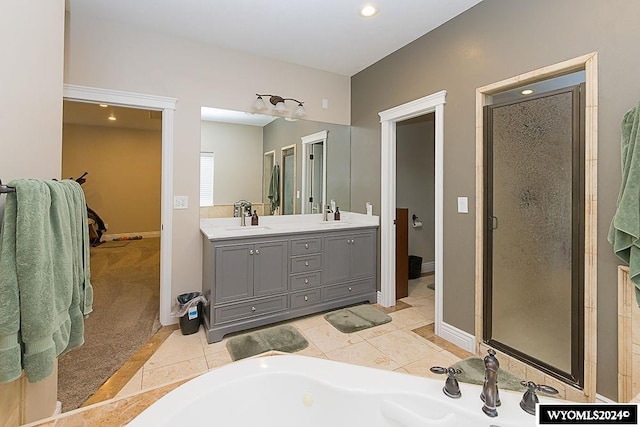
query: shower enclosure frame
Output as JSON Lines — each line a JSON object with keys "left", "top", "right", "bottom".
{"left": 482, "top": 84, "right": 585, "bottom": 387}
{"left": 474, "top": 52, "right": 598, "bottom": 402}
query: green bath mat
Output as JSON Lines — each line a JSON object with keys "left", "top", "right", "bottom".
{"left": 324, "top": 304, "right": 391, "bottom": 333}
{"left": 226, "top": 324, "right": 308, "bottom": 361}
{"left": 451, "top": 357, "right": 526, "bottom": 393}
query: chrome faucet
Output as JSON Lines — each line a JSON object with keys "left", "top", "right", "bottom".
{"left": 323, "top": 205, "right": 332, "bottom": 221}
{"left": 481, "top": 349, "right": 500, "bottom": 418}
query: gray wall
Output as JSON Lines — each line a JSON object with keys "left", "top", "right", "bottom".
{"left": 397, "top": 114, "right": 435, "bottom": 264}
{"left": 263, "top": 118, "right": 351, "bottom": 214}
{"left": 350, "top": 0, "right": 640, "bottom": 399}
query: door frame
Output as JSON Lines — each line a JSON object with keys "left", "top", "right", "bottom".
{"left": 300, "top": 130, "right": 328, "bottom": 214}
{"left": 63, "top": 84, "right": 177, "bottom": 325}
{"left": 280, "top": 144, "right": 297, "bottom": 215}
{"left": 475, "top": 52, "right": 598, "bottom": 401}
{"left": 379, "top": 90, "right": 449, "bottom": 342}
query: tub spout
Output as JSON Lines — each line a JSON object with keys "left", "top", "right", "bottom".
{"left": 481, "top": 349, "right": 500, "bottom": 418}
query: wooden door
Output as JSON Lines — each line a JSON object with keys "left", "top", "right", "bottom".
{"left": 395, "top": 208, "right": 409, "bottom": 299}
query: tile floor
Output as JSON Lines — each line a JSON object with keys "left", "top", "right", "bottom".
{"left": 114, "top": 274, "right": 473, "bottom": 399}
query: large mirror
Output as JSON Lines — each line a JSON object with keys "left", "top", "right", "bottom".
{"left": 199, "top": 107, "right": 350, "bottom": 218}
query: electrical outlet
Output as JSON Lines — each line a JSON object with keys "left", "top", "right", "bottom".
{"left": 173, "top": 195, "right": 188, "bottom": 209}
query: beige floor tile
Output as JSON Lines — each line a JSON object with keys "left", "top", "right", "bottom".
{"left": 295, "top": 338, "right": 325, "bottom": 357}
{"left": 202, "top": 337, "right": 231, "bottom": 356}
{"left": 205, "top": 350, "right": 233, "bottom": 370}
{"left": 355, "top": 321, "right": 399, "bottom": 340}
{"left": 389, "top": 307, "right": 432, "bottom": 328}
{"left": 400, "top": 296, "right": 432, "bottom": 308}
{"left": 325, "top": 341, "right": 400, "bottom": 371}
{"left": 303, "top": 323, "right": 364, "bottom": 353}
{"left": 394, "top": 367, "right": 410, "bottom": 374}
{"left": 142, "top": 357, "right": 208, "bottom": 389}
{"left": 368, "top": 330, "right": 437, "bottom": 366}
{"left": 402, "top": 351, "right": 460, "bottom": 380}
{"left": 291, "top": 313, "right": 329, "bottom": 330}
{"left": 114, "top": 368, "right": 143, "bottom": 399}
{"left": 144, "top": 334, "right": 205, "bottom": 371}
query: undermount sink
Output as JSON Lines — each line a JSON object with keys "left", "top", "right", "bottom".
{"left": 317, "top": 221, "right": 351, "bottom": 227}
{"left": 225, "top": 226, "right": 271, "bottom": 231}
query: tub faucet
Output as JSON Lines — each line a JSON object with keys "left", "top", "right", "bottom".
{"left": 430, "top": 366, "right": 462, "bottom": 398}
{"left": 519, "top": 380, "right": 559, "bottom": 415}
{"left": 481, "top": 349, "right": 500, "bottom": 418}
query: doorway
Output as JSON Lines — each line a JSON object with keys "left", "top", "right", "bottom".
{"left": 301, "top": 130, "right": 328, "bottom": 214}
{"left": 280, "top": 144, "right": 296, "bottom": 215}
{"left": 379, "top": 91, "right": 455, "bottom": 347}
{"left": 483, "top": 83, "right": 585, "bottom": 387}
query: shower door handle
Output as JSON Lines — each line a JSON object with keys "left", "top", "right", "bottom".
{"left": 489, "top": 216, "right": 498, "bottom": 230}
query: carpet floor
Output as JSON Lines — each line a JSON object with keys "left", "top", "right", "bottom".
{"left": 57, "top": 238, "right": 161, "bottom": 412}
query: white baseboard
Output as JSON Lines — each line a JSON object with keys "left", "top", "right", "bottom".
{"left": 377, "top": 291, "right": 383, "bottom": 305}
{"left": 102, "top": 231, "right": 161, "bottom": 241}
{"left": 52, "top": 401, "right": 62, "bottom": 417}
{"left": 422, "top": 261, "right": 435, "bottom": 274}
{"left": 438, "top": 321, "right": 475, "bottom": 353}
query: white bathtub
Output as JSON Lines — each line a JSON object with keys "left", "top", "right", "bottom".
{"left": 129, "top": 354, "right": 555, "bottom": 426}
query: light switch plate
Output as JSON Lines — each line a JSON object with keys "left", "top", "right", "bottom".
{"left": 174, "top": 195, "right": 188, "bottom": 209}
{"left": 457, "top": 197, "right": 468, "bottom": 214}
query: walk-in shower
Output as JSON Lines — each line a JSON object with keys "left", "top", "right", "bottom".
{"left": 483, "top": 72, "right": 585, "bottom": 387}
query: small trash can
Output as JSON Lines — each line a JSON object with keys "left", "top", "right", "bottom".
{"left": 177, "top": 292, "right": 202, "bottom": 335}
{"left": 408, "top": 255, "right": 422, "bottom": 279}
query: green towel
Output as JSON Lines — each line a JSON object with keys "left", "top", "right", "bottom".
{"left": 268, "top": 164, "right": 280, "bottom": 214}
{"left": 609, "top": 102, "right": 640, "bottom": 303}
{"left": 0, "top": 179, "right": 93, "bottom": 383}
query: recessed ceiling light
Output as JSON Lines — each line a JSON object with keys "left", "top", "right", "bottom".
{"left": 108, "top": 114, "right": 116, "bottom": 121}
{"left": 360, "top": 4, "right": 378, "bottom": 17}
{"left": 521, "top": 89, "right": 534, "bottom": 95}
{"left": 99, "top": 104, "right": 108, "bottom": 108}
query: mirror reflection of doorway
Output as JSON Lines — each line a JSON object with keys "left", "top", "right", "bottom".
{"left": 281, "top": 144, "right": 296, "bottom": 215}
{"left": 263, "top": 150, "right": 276, "bottom": 215}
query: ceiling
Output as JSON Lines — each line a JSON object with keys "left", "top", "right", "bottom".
{"left": 67, "top": 0, "right": 482, "bottom": 77}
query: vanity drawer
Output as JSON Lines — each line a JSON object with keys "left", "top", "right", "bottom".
{"left": 290, "top": 271, "right": 322, "bottom": 290}
{"left": 290, "top": 237, "right": 322, "bottom": 255}
{"left": 214, "top": 295, "right": 287, "bottom": 324}
{"left": 322, "top": 279, "right": 374, "bottom": 301}
{"left": 290, "top": 254, "right": 322, "bottom": 274}
{"left": 290, "top": 288, "right": 322, "bottom": 309}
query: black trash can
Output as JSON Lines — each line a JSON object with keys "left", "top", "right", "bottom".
{"left": 408, "top": 255, "right": 422, "bottom": 279}
{"left": 177, "top": 292, "right": 202, "bottom": 335}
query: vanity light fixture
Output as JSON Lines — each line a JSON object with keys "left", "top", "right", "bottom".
{"left": 360, "top": 4, "right": 378, "bottom": 17}
{"left": 254, "top": 94, "right": 307, "bottom": 118}
{"left": 521, "top": 89, "right": 534, "bottom": 95}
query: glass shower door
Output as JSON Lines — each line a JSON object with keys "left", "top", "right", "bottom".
{"left": 484, "top": 85, "right": 584, "bottom": 385}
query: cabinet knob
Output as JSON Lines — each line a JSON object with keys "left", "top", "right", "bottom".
{"left": 304, "top": 295, "right": 308, "bottom": 301}
{"left": 305, "top": 261, "right": 309, "bottom": 266}
{"left": 348, "top": 287, "right": 352, "bottom": 292}
{"left": 251, "top": 306, "right": 256, "bottom": 312}
{"left": 305, "top": 243, "right": 309, "bottom": 249}
{"left": 304, "top": 278, "right": 309, "bottom": 284}
{"left": 255, "top": 249, "right": 260, "bottom": 255}
{"left": 249, "top": 249, "right": 254, "bottom": 255}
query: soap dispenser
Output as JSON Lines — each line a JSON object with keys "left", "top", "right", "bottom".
{"left": 334, "top": 207, "right": 340, "bottom": 221}
{"left": 251, "top": 210, "right": 259, "bottom": 226}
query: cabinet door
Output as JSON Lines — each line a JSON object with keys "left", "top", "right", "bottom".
{"left": 349, "top": 232, "right": 376, "bottom": 280}
{"left": 215, "top": 243, "right": 253, "bottom": 303}
{"left": 253, "top": 240, "right": 288, "bottom": 297}
{"left": 324, "top": 235, "right": 351, "bottom": 284}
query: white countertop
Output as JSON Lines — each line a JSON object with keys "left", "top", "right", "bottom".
{"left": 200, "top": 211, "right": 379, "bottom": 240}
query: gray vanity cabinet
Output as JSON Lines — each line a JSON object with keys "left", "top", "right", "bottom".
{"left": 202, "top": 226, "right": 377, "bottom": 343}
{"left": 214, "top": 240, "right": 288, "bottom": 303}
{"left": 324, "top": 231, "right": 376, "bottom": 285}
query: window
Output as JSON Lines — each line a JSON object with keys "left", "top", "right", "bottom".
{"left": 200, "top": 152, "right": 214, "bottom": 207}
